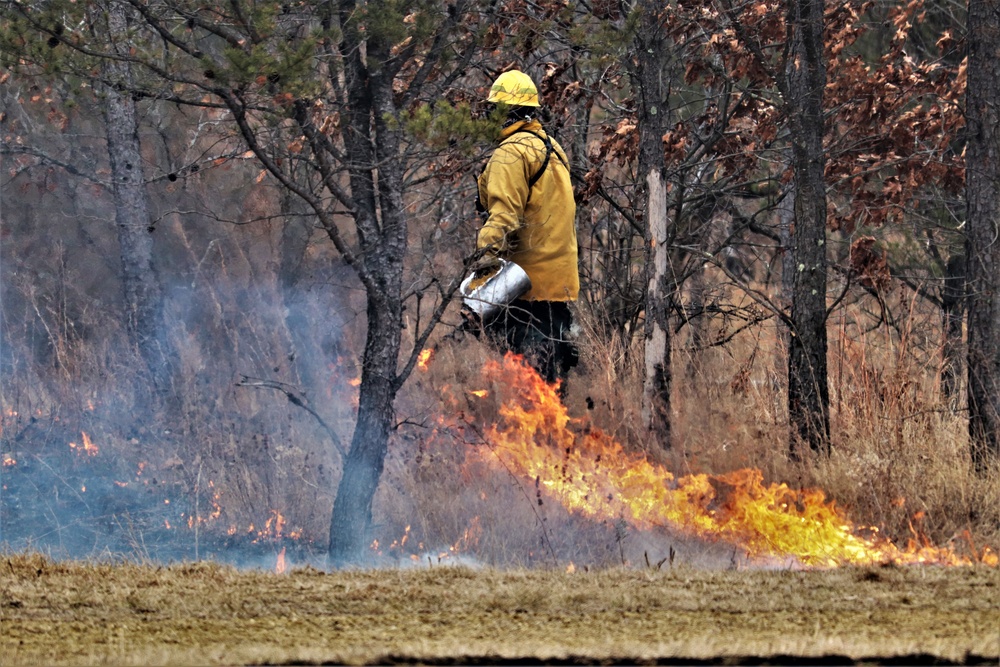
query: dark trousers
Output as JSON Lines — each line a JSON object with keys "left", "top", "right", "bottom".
{"left": 484, "top": 300, "right": 579, "bottom": 387}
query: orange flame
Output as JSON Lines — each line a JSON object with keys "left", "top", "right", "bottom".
{"left": 384, "top": 525, "right": 412, "bottom": 553}
{"left": 68, "top": 432, "right": 99, "bottom": 457}
{"left": 247, "top": 510, "right": 303, "bottom": 543}
{"left": 418, "top": 348, "right": 433, "bottom": 371}
{"left": 255, "top": 510, "right": 287, "bottom": 542}
{"left": 275, "top": 547, "right": 287, "bottom": 574}
{"left": 467, "top": 354, "right": 989, "bottom": 568}
{"left": 187, "top": 482, "right": 226, "bottom": 529}
{"left": 449, "top": 516, "right": 482, "bottom": 556}
{"left": 370, "top": 517, "right": 483, "bottom": 563}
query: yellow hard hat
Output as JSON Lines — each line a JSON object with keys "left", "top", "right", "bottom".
{"left": 487, "top": 70, "right": 540, "bottom": 107}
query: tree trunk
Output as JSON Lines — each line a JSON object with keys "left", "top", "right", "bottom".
{"left": 784, "top": 0, "right": 830, "bottom": 455}
{"left": 684, "top": 260, "right": 708, "bottom": 380}
{"left": 941, "top": 252, "right": 965, "bottom": 402}
{"left": 327, "top": 289, "right": 402, "bottom": 565}
{"left": 635, "top": 0, "right": 675, "bottom": 446}
{"left": 326, "top": 29, "right": 408, "bottom": 564}
{"left": 327, "top": 189, "right": 406, "bottom": 566}
{"left": 965, "top": 0, "right": 1000, "bottom": 470}
{"left": 778, "top": 151, "right": 796, "bottom": 400}
{"left": 101, "top": 5, "right": 164, "bottom": 383}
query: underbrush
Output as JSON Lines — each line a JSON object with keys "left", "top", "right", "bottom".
{"left": 1, "top": 269, "right": 997, "bottom": 568}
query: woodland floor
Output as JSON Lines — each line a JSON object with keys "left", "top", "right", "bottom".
{"left": 0, "top": 553, "right": 997, "bottom": 666}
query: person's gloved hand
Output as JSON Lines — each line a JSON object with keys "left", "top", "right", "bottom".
{"left": 469, "top": 253, "right": 501, "bottom": 280}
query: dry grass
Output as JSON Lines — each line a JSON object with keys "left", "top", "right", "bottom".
{"left": 3, "top": 68, "right": 995, "bottom": 565}
{"left": 378, "top": 291, "right": 999, "bottom": 569}
{"left": 1, "top": 553, "right": 997, "bottom": 666}
{"left": 2, "top": 214, "right": 998, "bottom": 570}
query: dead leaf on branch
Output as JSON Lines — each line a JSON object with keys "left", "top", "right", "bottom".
{"left": 850, "top": 236, "right": 891, "bottom": 292}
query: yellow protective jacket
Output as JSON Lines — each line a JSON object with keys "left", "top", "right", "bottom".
{"left": 477, "top": 120, "right": 579, "bottom": 302}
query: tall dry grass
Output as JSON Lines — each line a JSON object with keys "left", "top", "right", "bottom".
{"left": 379, "top": 272, "right": 999, "bottom": 568}
{"left": 2, "top": 223, "right": 997, "bottom": 568}
{"left": 0, "top": 223, "right": 348, "bottom": 563}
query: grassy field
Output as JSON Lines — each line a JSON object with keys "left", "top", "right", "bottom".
{"left": 1, "top": 553, "right": 997, "bottom": 666}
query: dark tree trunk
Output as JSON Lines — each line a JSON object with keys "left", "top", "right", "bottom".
{"left": 634, "top": 0, "right": 675, "bottom": 446}
{"left": 326, "top": 16, "right": 407, "bottom": 564}
{"left": 326, "top": 176, "right": 406, "bottom": 565}
{"left": 778, "top": 151, "right": 796, "bottom": 395}
{"left": 965, "top": 0, "right": 1000, "bottom": 470}
{"left": 328, "top": 288, "right": 402, "bottom": 564}
{"left": 941, "top": 252, "right": 965, "bottom": 401}
{"left": 685, "top": 265, "right": 708, "bottom": 380}
{"left": 101, "top": 5, "right": 164, "bottom": 383}
{"left": 784, "top": 0, "right": 830, "bottom": 455}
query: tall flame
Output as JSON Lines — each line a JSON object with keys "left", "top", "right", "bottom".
{"left": 467, "top": 354, "right": 993, "bottom": 568}
{"left": 275, "top": 547, "right": 287, "bottom": 574}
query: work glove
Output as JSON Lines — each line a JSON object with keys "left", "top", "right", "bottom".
{"left": 469, "top": 253, "right": 501, "bottom": 280}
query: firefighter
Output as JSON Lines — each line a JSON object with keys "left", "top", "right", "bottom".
{"left": 471, "top": 69, "right": 580, "bottom": 389}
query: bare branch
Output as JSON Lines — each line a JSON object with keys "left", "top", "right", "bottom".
{"left": 235, "top": 376, "right": 347, "bottom": 460}
{"left": 1, "top": 144, "right": 109, "bottom": 189}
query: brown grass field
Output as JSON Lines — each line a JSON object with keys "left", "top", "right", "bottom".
{"left": 1, "top": 553, "right": 997, "bottom": 666}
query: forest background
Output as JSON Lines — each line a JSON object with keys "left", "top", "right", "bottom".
{"left": 0, "top": 0, "right": 998, "bottom": 570}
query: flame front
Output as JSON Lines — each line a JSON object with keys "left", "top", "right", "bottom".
{"left": 467, "top": 354, "right": 992, "bottom": 568}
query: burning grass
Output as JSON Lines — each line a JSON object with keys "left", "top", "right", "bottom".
{"left": 1, "top": 553, "right": 997, "bottom": 666}
{"left": 376, "top": 349, "right": 998, "bottom": 570}
{"left": 2, "top": 247, "right": 998, "bottom": 573}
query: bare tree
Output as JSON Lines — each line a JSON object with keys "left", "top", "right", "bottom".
{"left": 782, "top": 0, "right": 830, "bottom": 455}
{"left": 95, "top": 4, "right": 167, "bottom": 386}
{"left": 2, "top": 0, "right": 496, "bottom": 565}
{"left": 633, "top": 0, "right": 677, "bottom": 444}
{"left": 965, "top": 0, "right": 1000, "bottom": 469}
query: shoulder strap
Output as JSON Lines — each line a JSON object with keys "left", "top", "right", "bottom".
{"left": 507, "top": 129, "right": 566, "bottom": 199}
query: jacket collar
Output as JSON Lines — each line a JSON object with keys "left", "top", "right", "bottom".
{"left": 499, "top": 118, "right": 543, "bottom": 141}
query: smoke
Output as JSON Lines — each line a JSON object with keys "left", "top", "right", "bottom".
{"left": 0, "top": 255, "right": 361, "bottom": 567}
